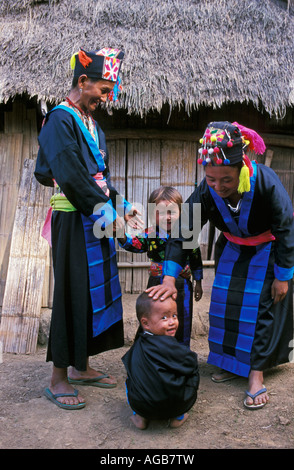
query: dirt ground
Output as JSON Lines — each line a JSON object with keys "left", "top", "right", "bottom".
{"left": 0, "top": 270, "right": 293, "bottom": 451}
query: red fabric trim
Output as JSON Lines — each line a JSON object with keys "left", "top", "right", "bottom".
{"left": 223, "top": 230, "right": 275, "bottom": 246}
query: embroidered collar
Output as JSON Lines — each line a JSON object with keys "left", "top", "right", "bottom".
{"left": 66, "top": 97, "right": 90, "bottom": 117}
{"left": 63, "top": 97, "right": 97, "bottom": 142}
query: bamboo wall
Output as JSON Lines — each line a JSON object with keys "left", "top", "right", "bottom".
{"left": 0, "top": 101, "right": 52, "bottom": 353}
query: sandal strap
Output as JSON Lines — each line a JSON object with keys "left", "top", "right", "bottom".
{"left": 82, "top": 374, "right": 109, "bottom": 382}
{"left": 52, "top": 389, "right": 78, "bottom": 399}
{"left": 245, "top": 387, "right": 267, "bottom": 399}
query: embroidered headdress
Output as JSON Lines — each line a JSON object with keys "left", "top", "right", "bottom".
{"left": 70, "top": 47, "right": 124, "bottom": 101}
{"left": 197, "top": 121, "right": 266, "bottom": 193}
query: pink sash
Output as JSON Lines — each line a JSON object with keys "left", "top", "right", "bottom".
{"left": 223, "top": 229, "right": 275, "bottom": 246}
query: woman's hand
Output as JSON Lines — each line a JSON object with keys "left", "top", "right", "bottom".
{"left": 145, "top": 276, "right": 177, "bottom": 301}
{"left": 271, "top": 278, "right": 288, "bottom": 304}
{"left": 124, "top": 206, "right": 144, "bottom": 231}
{"left": 194, "top": 280, "right": 203, "bottom": 302}
{"left": 112, "top": 215, "right": 125, "bottom": 237}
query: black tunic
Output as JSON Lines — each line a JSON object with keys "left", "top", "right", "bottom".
{"left": 35, "top": 107, "right": 125, "bottom": 370}
{"left": 122, "top": 333, "right": 199, "bottom": 420}
{"left": 164, "top": 163, "right": 294, "bottom": 374}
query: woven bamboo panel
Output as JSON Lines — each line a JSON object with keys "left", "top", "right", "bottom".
{"left": 161, "top": 139, "right": 197, "bottom": 202}
{"left": 0, "top": 159, "right": 51, "bottom": 353}
{"left": 107, "top": 138, "right": 132, "bottom": 293}
{"left": 0, "top": 133, "right": 24, "bottom": 304}
{"left": 127, "top": 139, "right": 161, "bottom": 293}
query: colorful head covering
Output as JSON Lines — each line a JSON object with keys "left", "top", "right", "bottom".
{"left": 197, "top": 121, "right": 266, "bottom": 193}
{"left": 70, "top": 47, "right": 124, "bottom": 101}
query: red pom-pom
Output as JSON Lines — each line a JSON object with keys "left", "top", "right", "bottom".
{"left": 202, "top": 148, "right": 208, "bottom": 155}
{"left": 227, "top": 141, "right": 233, "bottom": 148}
{"left": 197, "top": 158, "right": 203, "bottom": 164}
{"left": 213, "top": 147, "right": 220, "bottom": 154}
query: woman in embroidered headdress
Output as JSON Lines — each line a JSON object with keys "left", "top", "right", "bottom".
{"left": 35, "top": 48, "right": 141, "bottom": 409}
{"left": 147, "top": 121, "right": 294, "bottom": 410}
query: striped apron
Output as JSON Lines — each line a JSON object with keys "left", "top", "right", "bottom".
{"left": 207, "top": 162, "right": 276, "bottom": 377}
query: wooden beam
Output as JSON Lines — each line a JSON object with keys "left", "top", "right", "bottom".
{"left": 105, "top": 129, "right": 294, "bottom": 149}
{"left": 264, "top": 149, "right": 274, "bottom": 167}
{"left": 117, "top": 260, "right": 215, "bottom": 268}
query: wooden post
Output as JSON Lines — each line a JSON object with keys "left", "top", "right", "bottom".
{"left": 264, "top": 149, "right": 274, "bottom": 167}
{"left": 0, "top": 159, "right": 51, "bottom": 354}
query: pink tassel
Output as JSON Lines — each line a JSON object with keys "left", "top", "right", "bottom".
{"left": 243, "top": 154, "right": 254, "bottom": 177}
{"left": 233, "top": 121, "right": 266, "bottom": 155}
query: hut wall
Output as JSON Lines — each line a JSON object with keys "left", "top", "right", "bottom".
{"left": 0, "top": 99, "right": 53, "bottom": 352}
{"left": 0, "top": 100, "right": 53, "bottom": 310}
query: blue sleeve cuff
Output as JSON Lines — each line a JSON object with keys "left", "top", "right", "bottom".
{"left": 124, "top": 199, "right": 133, "bottom": 214}
{"left": 90, "top": 200, "right": 117, "bottom": 240}
{"left": 91, "top": 199, "right": 117, "bottom": 226}
{"left": 163, "top": 260, "right": 183, "bottom": 278}
{"left": 114, "top": 195, "right": 132, "bottom": 217}
{"left": 192, "top": 268, "right": 203, "bottom": 281}
{"left": 274, "top": 264, "right": 294, "bottom": 281}
{"left": 116, "top": 196, "right": 133, "bottom": 217}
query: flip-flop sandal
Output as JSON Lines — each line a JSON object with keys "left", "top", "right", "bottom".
{"left": 243, "top": 387, "right": 267, "bottom": 410}
{"left": 68, "top": 374, "right": 117, "bottom": 388}
{"left": 211, "top": 370, "right": 238, "bottom": 383}
{"left": 44, "top": 387, "right": 86, "bottom": 410}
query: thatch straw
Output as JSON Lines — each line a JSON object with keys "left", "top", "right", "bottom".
{"left": 0, "top": 0, "right": 294, "bottom": 117}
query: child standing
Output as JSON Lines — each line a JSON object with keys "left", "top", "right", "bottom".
{"left": 122, "top": 292, "right": 199, "bottom": 429}
{"left": 119, "top": 186, "right": 203, "bottom": 347}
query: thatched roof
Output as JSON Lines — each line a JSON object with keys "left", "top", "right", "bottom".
{"left": 1, "top": 0, "right": 294, "bottom": 117}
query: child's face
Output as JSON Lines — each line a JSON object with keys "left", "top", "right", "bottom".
{"left": 141, "top": 298, "right": 179, "bottom": 337}
{"left": 154, "top": 200, "right": 180, "bottom": 233}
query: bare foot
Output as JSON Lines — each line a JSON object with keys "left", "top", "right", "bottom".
{"left": 49, "top": 366, "right": 85, "bottom": 407}
{"left": 244, "top": 370, "right": 269, "bottom": 408}
{"left": 169, "top": 413, "right": 189, "bottom": 428}
{"left": 211, "top": 369, "right": 238, "bottom": 383}
{"left": 130, "top": 414, "right": 149, "bottom": 430}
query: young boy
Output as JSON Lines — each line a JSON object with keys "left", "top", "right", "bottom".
{"left": 122, "top": 292, "right": 199, "bottom": 429}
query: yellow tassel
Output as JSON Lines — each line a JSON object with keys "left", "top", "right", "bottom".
{"left": 70, "top": 52, "right": 78, "bottom": 70}
{"left": 238, "top": 164, "right": 250, "bottom": 194}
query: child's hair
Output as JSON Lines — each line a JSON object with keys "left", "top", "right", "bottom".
{"left": 136, "top": 292, "right": 154, "bottom": 322}
{"left": 148, "top": 186, "right": 183, "bottom": 209}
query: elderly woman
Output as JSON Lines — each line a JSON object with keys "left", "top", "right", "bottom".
{"left": 147, "top": 121, "right": 294, "bottom": 410}
{"left": 35, "top": 48, "right": 139, "bottom": 409}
